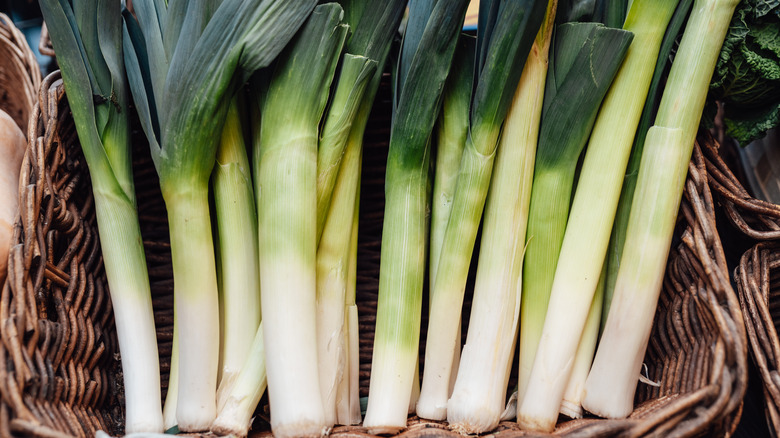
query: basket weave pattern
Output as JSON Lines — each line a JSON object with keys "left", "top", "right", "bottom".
{"left": 734, "top": 241, "right": 780, "bottom": 435}
{"left": 703, "top": 135, "right": 780, "bottom": 240}
{"left": 0, "top": 73, "right": 748, "bottom": 437}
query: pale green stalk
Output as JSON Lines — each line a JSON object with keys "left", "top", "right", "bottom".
{"left": 256, "top": 6, "right": 347, "bottom": 437}
{"left": 560, "top": 260, "right": 606, "bottom": 419}
{"left": 213, "top": 97, "right": 261, "bottom": 408}
{"left": 583, "top": 0, "right": 740, "bottom": 418}
{"left": 363, "top": 0, "right": 470, "bottom": 431}
{"left": 428, "top": 35, "right": 474, "bottom": 293}
{"left": 418, "top": 0, "right": 548, "bottom": 420}
{"left": 163, "top": 185, "right": 219, "bottom": 431}
{"left": 211, "top": 323, "right": 268, "bottom": 437}
{"left": 446, "top": 3, "right": 557, "bottom": 433}
{"left": 346, "top": 304, "right": 361, "bottom": 423}
{"left": 316, "top": 55, "right": 376, "bottom": 243}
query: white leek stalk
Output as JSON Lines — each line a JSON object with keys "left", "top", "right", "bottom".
{"left": 256, "top": 6, "right": 347, "bottom": 437}
{"left": 583, "top": 0, "right": 740, "bottom": 418}
{"left": 162, "top": 325, "right": 179, "bottom": 430}
{"left": 447, "top": 2, "right": 556, "bottom": 432}
{"left": 211, "top": 323, "right": 267, "bottom": 437}
{"left": 340, "top": 198, "right": 362, "bottom": 424}
{"left": 559, "top": 261, "right": 605, "bottom": 419}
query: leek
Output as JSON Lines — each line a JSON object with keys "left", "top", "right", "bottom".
{"left": 315, "top": 55, "right": 376, "bottom": 243}
{"left": 426, "top": 37, "right": 474, "bottom": 415}
{"left": 316, "top": 81, "right": 371, "bottom": 425}
{"left": 38, "top": 0, "right": 162, "bottom": 432}
{"left": 517, "top": 0, "right": 677, "bottom": 431}
{"left": 428, "top": 35, "right": 475, "bottom": 296}
{"left": 122, "top": 0, "right": 317, "bottom": 431}
{"left": 162, "top": 327, "right": 178, "bottom": 430}
{"left": 363, "top": 0, "right": 470, "bottom": 432}
{"left": 418, "top": 0, "right": 547, "bottom": 420}
{"left": 255, "top": 5, "right": 347, "bottom": 437}
{"left": 516, "top": 22, "right": 632, "bottom": 408}
{"left": 213, "top": 97, "right": 261, "bottom": 408}
{"left": 559, "top": 260, "right": 606, "bottom": 419}
{"left": 343, "top": 191, "right": 362, "bottom": 425}
{"left": 211, "top": 323, "right": 267, "bottom": 437}
{"left": 583, "top": 0, "right": 740, "bottom": 418}
{"left": 315, "top": 1, "right": 405, "bottom": 423}
{"left": 446, "top": 2, "right": 557, "bottom": 433}
{"left": 602, "top": 0, "right": 694, "bottom": 327}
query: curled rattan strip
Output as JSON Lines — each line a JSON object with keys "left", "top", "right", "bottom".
{"left": 0, "top": 12, "right": 41, "bottom": 134}
{"left": 702, "top": 131, "right": 780, "bottom": 240}
{"left": 735, "top": 240, "right": 780, "bottom": 436}
{"left": 38, "top": 24, "right": 55, "bottom": 58}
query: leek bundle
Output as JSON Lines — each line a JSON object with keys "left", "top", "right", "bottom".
{"left": 516, "top": 22, "right": 632, "bottom": 409}
{"left": 122, "top": 0, "right": 317, "bottom": 431}
{"left": 446, "top": 2, "right": 557, "bottom": 433}
{"left": 255, "top": 5, "right": 347, "bottom": 437}
{"left": 38, "top": 0, "right": 162, "bottom": 432}
{"left": 417, "top": 0, "right": 547, "bottom": 420}
{"left": 583, "top": 0, "right": 741, "bottom": 418}
{"left": 519, "top": 0, "right": 679, "bottom": 427}
{"left": 363, "top": 0, "right": 470, "bottom": 432}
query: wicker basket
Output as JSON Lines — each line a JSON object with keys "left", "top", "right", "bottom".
{"left": 734, "top": 241, "right": 780, "bottom": 436}
{"left": 0, "top": 12, "right": 41, "bottom": 134}
{"left": 703, "top": 124, "right": 780, "bottom": 436}
{"left": 703, "top": 135, "right": 780, "bottom": 240}
{"left": 0, "top": 70, "right": 747, "bottom": 438}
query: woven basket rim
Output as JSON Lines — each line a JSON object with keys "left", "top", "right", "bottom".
{"left": 0, "top": 12, "right": 42, "bottom": 135}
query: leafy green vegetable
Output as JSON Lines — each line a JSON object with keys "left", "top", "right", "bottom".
{"left": 707, "top": 0, "right": 780, "bottom": 144}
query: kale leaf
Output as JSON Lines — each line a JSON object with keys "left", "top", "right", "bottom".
{"left": 706, "top": 0, "right": 780, "bottom": 145}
